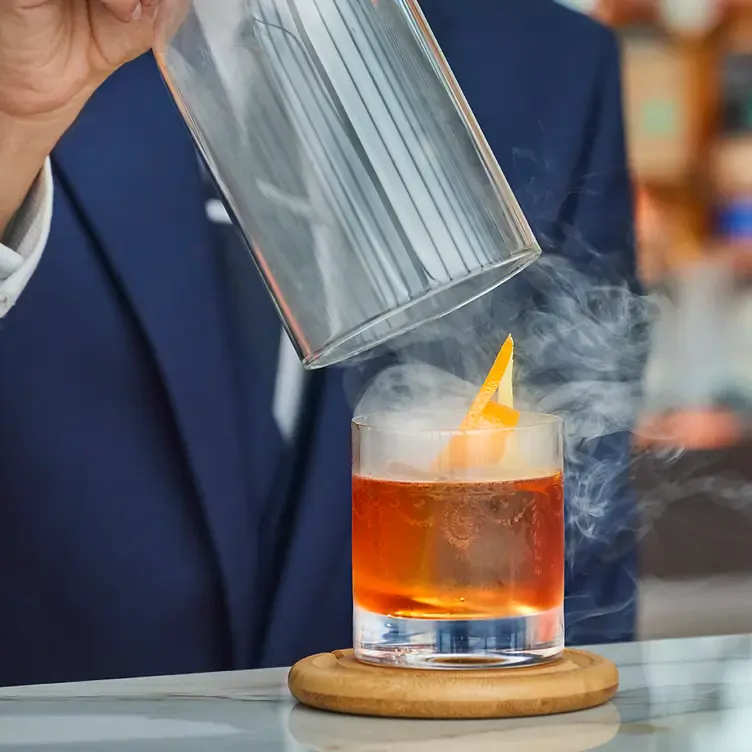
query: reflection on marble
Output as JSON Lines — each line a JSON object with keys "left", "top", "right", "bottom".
{"left": 289, "top": 703, "right": 621, "bottom": 751}
{"left": 0, "top": 635, "right": 750, "bottom": 750}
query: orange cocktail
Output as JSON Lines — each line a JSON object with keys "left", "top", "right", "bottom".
{"left": 351, "top": 337, "right": 565, "bottom": 668}
{"left": 352, "top": 472, "right": 564, "bottom": 620}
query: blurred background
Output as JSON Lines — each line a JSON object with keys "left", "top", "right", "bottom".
{"left": 558, "top": 0, "right": 752, "bottom": 641}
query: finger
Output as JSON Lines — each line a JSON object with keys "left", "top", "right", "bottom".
{"left": 97, "top": 0, "right": 143, "bottom": 23}
{"left": 153, "top": 0, "right": 189, "bottom": 48}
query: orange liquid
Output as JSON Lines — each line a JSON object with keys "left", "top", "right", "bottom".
{"left": 352, "top": 474, "right": 564, "bottom": 619}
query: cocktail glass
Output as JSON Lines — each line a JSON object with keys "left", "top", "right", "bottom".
{"left": 352, "top": 412, "right": 564, "bottom": 669}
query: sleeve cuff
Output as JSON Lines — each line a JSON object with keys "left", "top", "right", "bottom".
{"left": 0, "top": 159, "right": 53, "bottom": 317}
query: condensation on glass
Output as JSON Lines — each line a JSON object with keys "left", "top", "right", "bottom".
{"left": 156, "top": 0, "right": 540, "bottom": 368}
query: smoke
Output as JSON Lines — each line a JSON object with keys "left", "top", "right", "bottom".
{"left": 345, "top": 242, "right": 752, "bottom": 641}
{"left": 351, "top": 252, "right": 668, "bottom": 538}
{"left": 507, "top": 255, "right": 663, "bottom": 553}
{"left": 344, "top": 248, "right": 695, "bottom": 643}
{"left": 353, "top": 363, "right": 479, "bottom": 479}
{"left": 355, "top": 362, "right": 476, "bottom": 423}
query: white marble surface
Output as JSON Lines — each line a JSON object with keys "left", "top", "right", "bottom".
{"left": 0, "top": 635, "right": 751, "bottom": 750}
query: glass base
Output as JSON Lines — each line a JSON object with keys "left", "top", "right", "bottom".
{"left": 354, "top": 604, "right": 564, "bottom": 669}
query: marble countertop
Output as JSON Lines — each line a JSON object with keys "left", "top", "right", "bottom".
{"left": 0, "top": 635, "right": 751, "bottom": 750}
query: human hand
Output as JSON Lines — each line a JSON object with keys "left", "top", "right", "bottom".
{"left": 0, "top": 0, "right": 158, "bottom": 128}
{"left": 0, "top": 1, "right": 161, "bottom": 234}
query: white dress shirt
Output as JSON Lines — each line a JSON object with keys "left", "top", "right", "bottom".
{"left": 0, "top": 159, "right": 53, "bottom": 317}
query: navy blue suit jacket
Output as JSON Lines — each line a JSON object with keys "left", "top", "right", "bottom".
{"left": 0, "top": 0, "right": 637, "bottom": 686}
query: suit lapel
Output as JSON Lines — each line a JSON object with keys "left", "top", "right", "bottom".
{"left": 53, "top": 54, "right": 258, "bottom": 666}
{"left": 261, "top": 367, "right": 353, "bottom": 664}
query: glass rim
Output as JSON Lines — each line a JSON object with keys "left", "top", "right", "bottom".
{"left": 351, "top": 411, "right": 562, "bottom": 436}
{"left": 303, "top": 248, "right": 540, "bottom": 369}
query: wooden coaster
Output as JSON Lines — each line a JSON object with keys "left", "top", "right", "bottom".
{"left": 288, "top": 649, "right": 618, "bottom": 720}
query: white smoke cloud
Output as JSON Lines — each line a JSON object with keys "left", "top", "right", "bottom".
{"left": 351, "top": 253, "right": 667, "bottom": 545}
{"left": 345, "top": 248, "right": 752, "bottom": 642}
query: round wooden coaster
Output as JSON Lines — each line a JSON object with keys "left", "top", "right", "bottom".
{"left": 288, "top": 649, "right": 618, "bottom": 720}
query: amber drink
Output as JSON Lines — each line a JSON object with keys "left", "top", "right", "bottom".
{"left": 352, "top": 412, "right": 564, "bottom": 668}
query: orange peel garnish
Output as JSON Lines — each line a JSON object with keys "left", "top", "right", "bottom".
{"left": 434, "top": 336, "right": 521, "bottom": 471}
{"left": 479, "top": 400, "right": 520, "bottom": 426}
{"left": 459, "top": 335, "right": 515, "bottom": 429}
